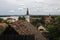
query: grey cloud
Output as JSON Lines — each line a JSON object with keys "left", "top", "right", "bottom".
{"left": 0, "top": 0, "right": 60, "bottom": 15}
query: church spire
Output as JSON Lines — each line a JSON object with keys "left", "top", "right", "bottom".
{"left": 49, "top": 13, "right": 50, "bottom": 16}
{"left": 26, "top": 8, "right": 29, "bottom": 15}
{"left": 25, "top": 8, "right": 30, "bottom": 22}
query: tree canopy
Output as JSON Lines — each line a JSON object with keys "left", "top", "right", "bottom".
{"left": 18, "top": 16, "right": 25, "bottom": 20}
{"left": 0, "top": 18, "right": 4, "bottom": 22}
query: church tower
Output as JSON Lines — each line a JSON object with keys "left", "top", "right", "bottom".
{"left": 26, "top": 8, "right": 29, "bottom": 15}
{"left": 25, "top": 8, "right": 30, "bottom": 22}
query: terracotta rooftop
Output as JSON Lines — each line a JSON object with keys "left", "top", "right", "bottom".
{"left": 0, "top": 21, "right": 47, "bottom": 40}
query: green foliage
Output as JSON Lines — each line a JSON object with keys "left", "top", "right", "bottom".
{"left": 48, "top": 24, "right": 60, "bottom": 40}
{"left": 31, "top": 19, "right": 44, "bottom": 27}
{"left": 31, "top": 19, "right": 39, "bottom": 27}
{"left": 6, "top": 22, "right": 10, "bottom": 25}
{"left": 0, "top": 23, "right": 8, "bottom": 34}
{"left": 31, "top": 16, "right": 45, "bottom": 27}
{"left": 48, "top": 24, "right": 54, "bottom": 32}
{"left": 47, "top": 16, "right": 60, "bottom": 40}
{"left": 0, "top": 18, "right": 4, "bottom": 22}
{"left": 0, "top": 27, "right": 6, "bottom": 34}
{"left": 56, "top": 16, "right": 60, "bottom": 23}
{"left": 0, "top": 27, "right": 4, "bottom": 32}
{"left": 18, "top": 16, "right": 25, "bottom": 20}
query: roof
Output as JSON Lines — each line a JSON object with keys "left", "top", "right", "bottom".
{"left": 0, "top": 21, "right": 47, "bottom": 40}
{"left": 0, "top": 23, "right": 8, "bottom": 34}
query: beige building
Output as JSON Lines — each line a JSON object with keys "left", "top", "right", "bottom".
{"left": 44, "top": 16, "right": 51, "bottom": 23}
{"left": 38, "top": 25, "right": 47, "bottom": 32}
{"left": 6, "top": 18, "right": 16, "bottom": 23}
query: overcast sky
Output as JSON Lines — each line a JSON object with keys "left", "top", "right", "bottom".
{"left": 0, "top": 0, "right": 60, "bottom": 15}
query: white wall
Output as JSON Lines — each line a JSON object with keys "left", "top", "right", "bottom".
{"left": 25, "top": 15, "right": 30, "bottom": 22}
{"left": 0, "top": 16, "right": 18, "bottom": 20}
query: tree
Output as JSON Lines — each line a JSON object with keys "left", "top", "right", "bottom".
{"left": 0, "top": 18, "right": 4, "bottom": 22}
{"left": 18, "top": 16, "right": 25, "bottom": 20}
{"left": 48, "top": 24, "right": 60, "bottom": 40}
{"left": 56, "top": 16, "right": 60, "bottom": 24}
